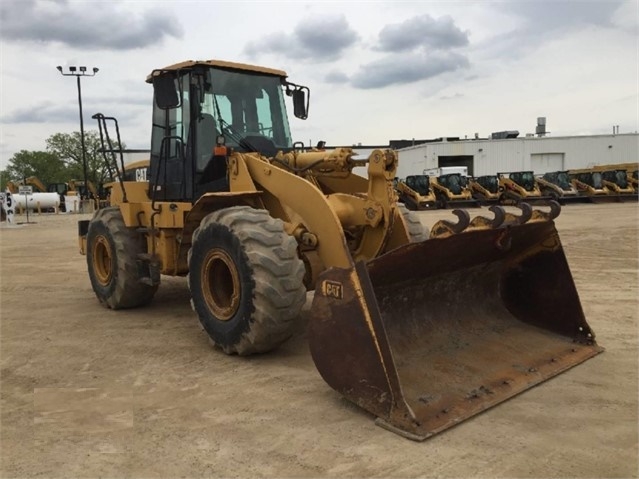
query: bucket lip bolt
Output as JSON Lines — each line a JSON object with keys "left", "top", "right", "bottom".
{"left": 576, "top": 325, "right": 596, "bottom": 344}
{"left": 494, "top": 228, "right": 512, "bottom": 251}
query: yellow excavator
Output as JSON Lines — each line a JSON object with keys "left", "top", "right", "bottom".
{"left": 77, "top": 59, "right": 601, "bottom": 441}
{"left": 5, "top": 180, "right": 18, "bottom": 194}
{"left": 68, "top": 179, "right": 107, "bottom": 209}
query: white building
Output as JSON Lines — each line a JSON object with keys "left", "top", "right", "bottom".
{"left": 396, "top": 133, "right": 639, "bottom": 179}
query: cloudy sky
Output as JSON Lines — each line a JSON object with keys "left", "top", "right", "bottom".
{"left": 0, "top": 0, "right": 637, "bottom": 169}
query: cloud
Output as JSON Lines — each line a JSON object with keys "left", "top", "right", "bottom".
{"left": 351, "top": 52, "right": 469, "bottom": 89}
{"left": 0, "top": 0, "right": 183, "bottom": 50}
{"left": 376, "top": 14, "right": 469, "bottom": 52}
{"left": 1, "top": 102, "right": 81, "bottom": 124}
{"left": 324, "top": 71, "right": 350, "bottom": 84}
{"left": 504, "top": 1, "right": 626, "bottom": 31}
{"left": 0, "top": 101, "right": 143, "bottom": 124}
{"left": 439, "top": 93, "right": 464, "bottom": 101}
{"left": 244, "top": 15, "right": 358, "bottom": 61}
{"left": 478, "top": 0, "right": 628, "bottom": 59}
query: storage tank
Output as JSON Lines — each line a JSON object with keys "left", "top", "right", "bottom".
{"left": 13, "top": 192, "right": 60, "bottom": 211}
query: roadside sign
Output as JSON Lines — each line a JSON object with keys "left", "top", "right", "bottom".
{"left": 18, "top": 186, "right": 33, "bottom": 195}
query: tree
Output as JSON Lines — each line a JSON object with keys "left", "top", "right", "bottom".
{"left": 0, "top": 169, "right": 9, "bottom": 191}
{"left": 46, "top": 131, "right": 119, "bottom": 186}
{"left": 4, "top": 150, "right": 70, "bottom": 185}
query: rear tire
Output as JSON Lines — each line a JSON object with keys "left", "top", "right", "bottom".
{"left": 86, "top": 207, "right": 158, "bottom": 309}
{"left": 188, "top": 206, "right": 306, "bottom": 355}
{"left": 397, "top": 203, "right": 428, "bottom": 242}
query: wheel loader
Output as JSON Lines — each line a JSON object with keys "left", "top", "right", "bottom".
{"left": 77, "top": 59, "right": 601, "bottom": 440}
{"left": 395, "top": 175, "right": 437, "bottom": 210}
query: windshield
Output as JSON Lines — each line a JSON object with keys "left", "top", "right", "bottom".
{"left": 406, "top": 175, "right": 430, "bottom": 195}
{"left": 544, "top": 171, "right": 571, "bottom": 190}
{"left": 615, "top": 170, "right": 628, "bottom": 188}
{"left": 510, "top": 172, "right": 535, "bottom": 191}
{"left": 440, "top": 174, "right": 462, "bottom": 194}
{"left": 478, "top": 176, "right": 498, "bottom": 193}
{"left": 601, "top": 170, "right": 628, "bottom": 188}
{"left": 591, "top": 172, "right": 604, "bottom": 189}
{"left": 198, "top": 68, "right": 292, "bottom": 166}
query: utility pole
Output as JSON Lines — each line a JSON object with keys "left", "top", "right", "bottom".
{"left": 56, "top": 65, "right": 99, "bottom": 208}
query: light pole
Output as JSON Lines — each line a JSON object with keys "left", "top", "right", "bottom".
{"left": 56, "top": 65, "right": 99, "bottom": 204}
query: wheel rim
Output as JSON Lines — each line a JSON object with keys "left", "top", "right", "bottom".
{"left": 92, "top": 235, "right": 112, "bottom": 286}
{"left": 201, "top": 249, "right": 241, "bottom": 321}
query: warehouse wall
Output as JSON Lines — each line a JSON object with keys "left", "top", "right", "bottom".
{"left": 397, "top": 133, "right": 638, "bottom": 177}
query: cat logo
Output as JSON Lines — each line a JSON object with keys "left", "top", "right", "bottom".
{"left": 321, "top": 280, "right": 343, "bottom": 299}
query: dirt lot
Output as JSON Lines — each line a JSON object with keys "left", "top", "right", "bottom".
{"left": 1, "top": 203, "right": 637, "bottom": 478}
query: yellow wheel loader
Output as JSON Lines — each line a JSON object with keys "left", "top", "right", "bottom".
{"left": 77, "top": 59, "right": 601, "bottom": 440}
{"left": 121, "top": 159, "right": 150, "bottom": 183}
{"left": 395, "top": 175, "right": 438, "bottom": 210}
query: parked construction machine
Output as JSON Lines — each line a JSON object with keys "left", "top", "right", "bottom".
{"left": 498, "top": 171, "right": 549, "bottom": 204}
{"left": 395, "top": 175, "right": 437, "bottom": 210}
{"left": 535, "top": 171, "right": 583, "bottom": 204}
{"left": 77, "top": 59, "right": 601, "bottom": 440}
{"left": 121, "top": 159, "right": 150, "bottom": 182}
{"left": 600, "top": 169, "right": 637, "bottom": 201}
{"left": 630, "top": 169, "right": 638, "bottom": 193}
{"left": 425, "top": 167, "right": 479, "bottom": 208}
{"left": 68, "top": 179, "right": 107, "bottom": 209}
{"left": 569, "top": 170, "right": 617, "bottom": 202}
{"left": 468, "top": 175, "right": 501, "bottom": 204}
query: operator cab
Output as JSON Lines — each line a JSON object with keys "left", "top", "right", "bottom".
{"left": 509, "top": 171, "right": 536, "bottom": 191}
{"left": 476, "top": 175, "right": 499, "bottom": 193}
{"left": 405, "top": 175, "right": 431, "bottom": 195}
{"left": 149, "top": 60, "right": 309, "bottom": 202}
{"left": 438, "top": 173, "right": 464, "bottom": 194}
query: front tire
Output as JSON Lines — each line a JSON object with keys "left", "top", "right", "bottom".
{"left": 86, "top": 207, "right": 158, "bottom": 309}
{"left": 188, "top": 206, "right": 306, "bottom": 355}
{"left": 397, "top": 203, "right": 428, "bottom": 242}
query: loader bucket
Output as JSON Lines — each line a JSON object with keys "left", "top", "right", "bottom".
{"left": 442, "top": 199, "right": 481, "bottom": 209}
{"left": 308, "top": 217, "right": 602, "bottom": 440}
{"left": 587, "top": 194, "right": 621, "bottom": 204}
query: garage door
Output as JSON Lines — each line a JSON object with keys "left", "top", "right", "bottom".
{"left": 531, "top": 153, "right": 564, "bottom": 174}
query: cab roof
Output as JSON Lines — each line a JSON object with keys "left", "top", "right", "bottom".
{"left": 146, "top": 59, "right": 288, "bottom": 83}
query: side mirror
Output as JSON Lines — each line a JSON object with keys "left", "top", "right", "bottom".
{"left": 153, "top": 73, "right": 180, "bottom": 109}
{"left": 292, "top": 88, "right": 309, "bottom": 120}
